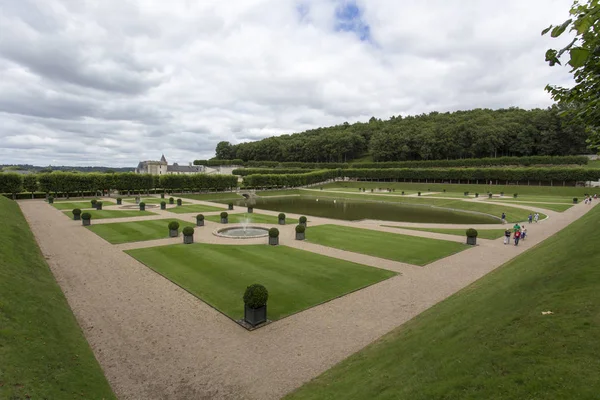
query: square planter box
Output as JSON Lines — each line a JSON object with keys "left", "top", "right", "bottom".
{"left": 169, "top": 199, "right": 174, "bottom": 204}
{"left": 116, "top": 199, "right": 122, "bottom": 205}
{"left": 169, "top": 229, "right": 179, "bottom": 237}
{"left": 48, "top": 198, "right": 54, "bottom": 204}
{"left": 247, "top": 207, "right": 253, "bottom": 213}
{"left": 160, "top": 204, "right": 166, "bottom": 210}
{"left": 278, "top": 219, "right": 285, "bottom": 225}
{"left": 466, "top": 236, "right": 477, "bottom": 246}
{"left": 269, "top": 237, "right": 279, "bottom": 246}
{"left": 244, "top": 305, "right": 267, "bottom": 327}
{"left": 295, "top": 232, "right": 305, "bottom": 240}
{"left": 228, "top": 204, "right": 234, "bottom": 210}
{"left": 140, "top": 205, "right": 146, "bottom": 211}
{"left": 196, "top": 220, "right": 204, "bottom": 226}
{"left": 73, "top": 214, "right": 81, "bottom": 221}
{"left": 82, "top": 219, "right": 91, "bottom": 226}
{"left": 96, "top": 203, "right": 102, "bottom": 210}
{"left": 221, "top": 218, "right": 228, "bottom": 224}
{"left": 183, "top": 235, "right": 194, "bottom": 244}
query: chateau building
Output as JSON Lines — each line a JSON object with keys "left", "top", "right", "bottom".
{"left": 135, "top": 155, "right": 205, "bottom": 175}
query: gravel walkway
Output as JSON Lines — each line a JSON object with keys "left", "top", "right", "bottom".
{"left": 18, "top": 196, "right": 596, "bottom": 400}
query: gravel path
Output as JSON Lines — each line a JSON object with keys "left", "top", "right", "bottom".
{"left": 18, "top": 196, "right": 596, "bottom": 400}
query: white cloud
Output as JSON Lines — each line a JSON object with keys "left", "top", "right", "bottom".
{"left": 0, "top": 0, "right": 576, "bottom": 166}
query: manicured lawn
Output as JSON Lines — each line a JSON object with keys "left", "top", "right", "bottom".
{"left": 306, "top": 224, "right": 468, "bottom": 265}
{"left": 489, "top": 195, "right": 575, "bottom": 203}
{"left": 63, "top": 209, "right": 157, "bottom": 219}
{"left": 52, "top": 200, "right": 110, "bottom": 210}
{"left": 179, "top": 192, "right": 244, "bottom": 201}
{"left": 166, "top": 204, "right": 225, "bottom": 214}
{"left": 126, "top": 244, "right": 396, "bottom": 321}
{"left": 87, "top": 219, "right": 193, "bottom": 244}
{"left": 385, "top": 226, "right": 506, "bottom": 240}
{"left": 488, "top": 200, "right": 573, "bottom": 212}
{"left": 204, "top": 213, "right": 298, "bottom": 225}
{"left": 286, "top": 205, "right": 600, "bottom": 400}
{"left": 0, "top": 197, "right": 115, "bottom": 399}
{"left": 123, "top": 197, "right": 189, "bottom": 205}
{"left": 325, "top": 188, "right": 417, "bottom": 195}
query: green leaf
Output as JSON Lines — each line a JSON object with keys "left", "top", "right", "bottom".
{"left": 574, "top": 16, "right": 592, "bottom": 34}
{"left": 568, "top": 47, "right": 590, "bottom": 68}
{"left": 551, "top": 19, "right": 572, "bottom": 37}
{"left": 541, "top": 25, "right": 553, "bottom": 35}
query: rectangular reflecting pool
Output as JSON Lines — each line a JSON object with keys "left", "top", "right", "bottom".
{"left": 223, "top": 196, "right": 500, "bottom": 224}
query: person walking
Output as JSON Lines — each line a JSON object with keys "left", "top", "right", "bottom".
{"left": 534, "top": 213, "right": 539, "bottom": 223}
{"left": 504, "top": 229, "right": 511, "bottom": 245}
{"left": 521, "top": 227, "right": 527, "bottom": 241}
{"left": 513, "top": 223, "right": 521, "bottom": 233}
{"left": 514, "top": 229, "right": 521, "bottom": 246}
{"left": 528, "top": 213, "right": 533, "bottom": 224}
{"left": 501, "top": 212, "right": 506, "bottom": 224}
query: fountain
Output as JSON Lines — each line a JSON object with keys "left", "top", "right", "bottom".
{"left": 214, "top": 226, "right": 269, "bottom": 239}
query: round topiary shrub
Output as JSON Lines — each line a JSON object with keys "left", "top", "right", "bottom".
{"left": 243, "top": 284, "right": 269, "bottom": 309}
{"left": 91, "top": 199, "right": 97, "bottom": 206}
{"left": 139, "top": 202, "right": 146, "bottom": 207}
{"left": 466, "top": 228, "right": 478, "bottom": 238}
{"left": 72, "top": 208, "right": 82, "bottom": 216}
{"left": 228, "top": 202, "right": 234, "bottom": 210}
{"left": 96, "top": 201, "right": 103, "bottom": 210}
{"left": 269, "top": 228, "right": 279, "bottom": 238}
{"left": 48, "top": 196, "right": 54, "bottom": 203}
{"left": 81, "top": 212, "right": 91, "bottom": 220}
{"left": 513, "top": 193, "right": 518, "bottom": 198}
{"left": 169, "top": 197, "right": 174, "bottom": 204}
{"left": 168, "top": 221, "right": 180, "bottom": 230}
{"left": 160, "top": 201, "right": 166, "bottom": 209}
{"left": 401, "top": 191, "right": 405, "bottom": 195}
{"left": 418, "top": 192, "right": 421, "bottom": 196}
{"left": 475, "top": 193, "right": 479, "bottom": 198}
{"left": 116, "top": 197, "right": 122, "bottom": 205}
{"left": 220, "top": 211, "right": 228, "bottom": 219}
{"left": 177, "top": 198, "right": 182, "bottom": 206}
{"left": 182, "top": 226, "right": 194, "bottom": 236}
{"left": 196, "top": 214, "right": 204, "bottom": 221}
{"left": 295, "top": 224, "right": 305, "bottom": 233}
{"left": 573, "top": 197, "right": 578, "bottom": 204}
{"left": 278, "top": 213, "right": 286, "bottom": 220}
{"left": 299, "top": 216, "right": 307, "bottom": 223}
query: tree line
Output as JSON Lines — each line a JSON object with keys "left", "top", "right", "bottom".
{"left": 212, "top": 106, "right": 590, "bottom": 163}
{"left": 0, "top": 172, "right": 237, "bottom": 198}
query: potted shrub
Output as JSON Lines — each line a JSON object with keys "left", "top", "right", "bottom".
{"left": 160, "top": 201, "right": 166, "bottom": 210}
{"left": 81, "top": 212, "right": 92, "bottom": 226}
{"left": 299, "top": 216, "right": 307, "bottom": 227}
{"left": 220, "top": 211, "right": 228, "bottom": 224}
{"left": 168, "top": 221, "right": 180, "bottom": 237}
{"left": 48, "top": 196, "right": 54, "bottom": 204}
{"left": 116, "top": 197, "right": 122, "bottom": 205}
{"left": 278, "top": 213, "right": 286, "bottom": 225}
{"left": 466, "top": 228, "right": 478, "bottom": 246}
{"left": 248, "top": 206, "right": 254, "bottom": 213}
{"left": 475, "top": 193, "right": 479, "bottom": 198}
{"left": 139, "top": 202, "right": 146, "bottom": 211}
{"left": 169, "top": 197, "right": 174, "bottom": 205}
{"left": 91, "top": 199, "right": 97, "bottom": 208}
{"left": 243, "top": 284, "right": 268, "bottom": 327}
{"left": 196, "top": 214, "right": 205, "bottom": 226}
{"left": 500, "top": 191, "right": 504, "bottom": 197}
{"left": 228, "top": 203, "right": 234, "bottom": 210}
{"left": 573, "top": 197, "right": 578, "bottom": 204}
{"left": 513, "top": 193, "right": 518, "bottom": 198}
{"left": 488, "top": 193, "right": 493, "bottom": 199}
{"left": 464, "top": 191, "right": 469, "bottom": 196}
{"left": 72, "top": 208, "right": 82, "bottom": 220}
{"left": 161, "top": 193, "right": 165, "bottom": 199}
{"left": 443, "top": 189, "right": 446, "bottom": 193}
{"left": 418, "top": 192, "right": 421, "bottom": 196}
{"left": 268, "top": 228, "right": 279, "bottom": 245}
{"left": 96, "top": 201, "right": 103, "bottom": 210}
{"left": 182, "top": 226, "right": 194, "bottom": 244}
{"left": 295, "top": 224, "right": 305, "bottom": 240}
{"left": 401, "top": 191, "right": 405, "bottom": 195}
{"left": 177, "top": 198, "right": 182, "bottom": 206}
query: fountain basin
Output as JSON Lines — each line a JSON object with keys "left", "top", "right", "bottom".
{"left": 214, "top": 226, "right": 269, "bottom": 239}
{"left": 119, "top": 204, "right": 159, "bottom": 209}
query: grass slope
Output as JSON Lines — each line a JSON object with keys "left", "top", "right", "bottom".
{"left": 126, "top": 244, "right": 395, "bottom": 321}
{"left": 0, "top": 197, "right": 115, "bottom": 399}
{"left": 384, "top": 226, "right": 506, "bottom": 240}
{"left": 306, "top": 224, "right": 467, "bottom": 265}
{"left": 87, "top": 219, "right": 193, "bottom": 244}
{"left": 166, "top": 204, "right": 225, "bottom": 214}
{"left": 286, "top": 206, "right": 600, "bottom": 400}
{"left": 63, "top": 209, "right": 157, "bottom": 219}
{"left": 487, "top": 200, "right": 573, "bottom": 212}
{"left": 204, "top": 213, "right": 298, "bottom": 225}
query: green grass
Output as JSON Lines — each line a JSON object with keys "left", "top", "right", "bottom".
{"left": 487, "top": 200, "right": 573, "bottom": 212}
{"left": 303, "top": 190, "right": 541, "bottom": 223}
{"left": 52, "top": 200, "right": 111, "bottom": 210}
{"left": 165, "top": 204, "right": 225, "bottom": 214}
{"left": 286, "top": 205, "right": 600, "bottom": 400}
{"left": 321, "top": 181, "right": 593, "bottom": 197}
{"left": 306, "top": 224, "right": 468, "bottom": 265}
{"left": 488, "top": 195, "right": 575, "bottom": 203}
{"left": 126, "top": 244, "right": 395, "bottom": 321}
{"left": 326, "top": 188, "right": 417, "bottom": 195}
{"left": 122, "top": 197, "right": 188, "bottom": 205}
{"left": 87, "top": 219, "right": 193, "bottom": 244}
{"left": 204, "top": 213, "right": 298, "bottom": 225}
{"left": 385, "top": 226, "right": 506, "bottom": 240}
{"left": 63, "top": 209, "right": 157, "bottom": 220}
{"left": 0, "top": 197, "right": 115, "bottom": 399}
{"left": 256, "top": 189, "right": 302, "bottom": 197}
{"left": 178, "top": 192, "right": 244, "bottom": 201}
{"left": 588, "top": 159, "right": 600, "bottom": 168}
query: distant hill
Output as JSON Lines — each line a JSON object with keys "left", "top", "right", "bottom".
{"left": 0, "top": 164, "right": 135, "bottom": 173}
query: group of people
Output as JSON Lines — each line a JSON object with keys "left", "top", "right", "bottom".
{"left": 584, "top": 194, "right": 597, "bottom": 205}
{"left": 504, "top": 222, "right": 527, "bottom": 246}
{"left": 501, "top": 212, "right": 539, "bottom": 225}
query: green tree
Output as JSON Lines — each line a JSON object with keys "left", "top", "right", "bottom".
{"left": 215, "top": 141, "right": 235, "bottom": 159}
{"left": 23, "top": 174, "right": 38, "bottom": 198}
{"left": 542, "top": 0, "right": 600, "bottom": 152}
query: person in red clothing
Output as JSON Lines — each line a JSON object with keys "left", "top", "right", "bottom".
{"left": 514, "top": 229, "right": 521, "bottom": 246}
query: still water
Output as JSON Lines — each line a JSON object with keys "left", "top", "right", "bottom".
{"left": 226, "top": 196, "right": 500, "bottom": 224}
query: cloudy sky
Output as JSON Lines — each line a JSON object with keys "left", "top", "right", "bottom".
{"left": 0, "top": 0, "right": 576, "bottom": 167}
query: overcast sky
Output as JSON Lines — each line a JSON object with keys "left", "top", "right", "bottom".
{"left": 0, "top": 0, "right": 576, "bottom": 167}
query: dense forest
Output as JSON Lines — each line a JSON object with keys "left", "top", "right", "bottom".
{"left": 214, "top": 107, "right": 590, "bottom": 162}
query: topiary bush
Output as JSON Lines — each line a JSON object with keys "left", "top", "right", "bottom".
{"left": 72, "top": 208, "right": 81, "bottom": 216}
{"left": 243, "top": 284, "right": 269, "bottom": 309}
{"left": 269, "top": 228, "right": 279, "bottom": 238}
{"left": 295, "top": 224, "right": 305, "bottom": 233}
{"left": 278, "top": 213, "right": 286, "bottom": 220}
{"left": 196, "top": 214, "right": 204, "bottom": 221}
{"left": 513, "top": 193, "right": 518, "bottom": 198}
{"left": 168, "top": 221, "right": 180, "bottom": 230}
{"left": 220, "top": 211, "right": 228, "bottom": 219}
{"left": 475, "top": 193, "right": 479, "bottom": 198}
{"left": 466, "top": 228, "right": 478, "bottom": 238}
{"left": 139, "top": 202, "right": 146, "bottom": 207}
{"left": 573, "top": 197, "right": 578, "bottom": 204}
{"left": 81, "top": 212, "right": 92, "bottom": 220}
{"left": 91, "top": 199, "right": 97, "bottom": 206}
{"left": 47, "top": 196, "right": 54, "bottom": 203}
{"left": 177, "top": 198, "right": 182, "bottom": 206}
{"left": 418, "top": 192, "right": 421, "bottom": 196}
{"left": 299, "top": 216, "right": 307, "bottom": 223}
{"left": 182, "top": 226, "right": 194, "bottom": 236}
{"left": 169, "top": 197, "right": 174, "bottom": 204}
